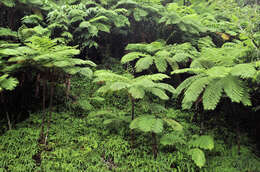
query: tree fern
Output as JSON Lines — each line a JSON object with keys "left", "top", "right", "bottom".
{"left": 172, "top": 62, "right": 256, "bottom": 110}
{"left": 122, "top": 41, "right": 198, "bottom": 73}
{"left": 94, "top": 70, "right": 175, "bottom": 99}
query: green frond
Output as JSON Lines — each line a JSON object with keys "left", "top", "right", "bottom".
{"left": 147, "top": 87, "right": 169, "bottom": 100}
{"left": 131, "top": 78, "right": 155, "bottom": 88}
{"left": 154, "top": 57, "right": 167, "bottom": 72}
{"left": 0, "top": 27, "right": 17, "bottom": 38}
{"left": 189, "top": 135, "right": 214, "bottom": 150}
{"left": 160, "top": 132, "right": 186, "bottom": 146}
{"left": 109, "top": 82, "right": 130, "bottom": 91}
{"left": 202, "top": 79, "right": 223, "bottom": 110}
{"left": 231, "top": 63, "right": 256, "bottom": 79}
{"left": 206, "top": 66, "right": 230, "bottom": 78}
{"left": 197, "top": 36, "right": 216, "bottom": 50}
{"left": 0, "top": 0, "right": 15, "bottom": 7}
{"left": 163, "top": 118, "right": 183, "bottom": 131}
{"left": 94, "top": 70, "right": 131, "bottom": 83}
{"left": 154, "top": 83, "right": 175, "bottom": 94}
{"left": 241, "top": 88, "right": 252, "bottom": 106}
{"left": 96, "top": 84, "right": 112, "bottom": 94}
{"left": 188, "top": 148, "right": 206, "bottom": 168}
{"left": 145, "top": 41, "right": 165, "bottom": 54}
{"left": 222, "top": 75, "right": 245, "bottom": 103}
{"left": 114, "top": 0, "right": 139, "bottom": 9}
{"left": 171, "top": 68, "right": 205, "bottom": 75}
{"left": 141, "top": 73, "right": 170, "bottom": 81}
{"left": 0, "top": 75, "right": 19, "bottom": 92}
{"left": 94, "top": 23, "right": 111, "bottom": 33}
{"left": 121, "top": 52, "right": 147, "bottom": 64}
{"left": 128, "top": 86, "right": 145, "bottom": 99}
{"left": 78, "top": 67, "right": 93, "bottom": 78}
{"left": 125, "top": 43, "right": 148, "bottom": 52}
{"left": 175, "top": 75, "right": 202, "bottom": 96}
{"left": 130, "top": 115, "right": 164, "bottom": 134}
{"left": 88, "top": 16, "right": 109, "bottom": 23}
{"left": 135, "top": 55, "right": 153, "bottom": 72}
{"left": 182, "top": 76, "right": 213, "bottom": 109}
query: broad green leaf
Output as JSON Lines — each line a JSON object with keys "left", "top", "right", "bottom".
{"left": 128, "top": 86, "right": 145, "bottom": 99}
{"left": 188, "top": 148, "right": 206, "bottom": 168}
{"left": 189, "top": 135, "right": 214, "bottom": 150}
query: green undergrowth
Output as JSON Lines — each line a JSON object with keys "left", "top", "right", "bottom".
{"left": 0, "top": 74, "right": 260, "bottom": 172}
{"left": 1, "top": 111, "right": 260, "bottom": 172}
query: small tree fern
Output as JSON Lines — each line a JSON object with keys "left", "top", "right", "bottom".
{"left": 121, "top": 41, "right": 199, "bottom": 73}
{"left": 94, "top": 70, "right": 175, "bottom": 118}
{"left": 172, "top": 44, "right": 257, "bottom": 110}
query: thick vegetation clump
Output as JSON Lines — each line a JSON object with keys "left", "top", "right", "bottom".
{"left": 0, "top": 0, "right": 259, "bottom": 171}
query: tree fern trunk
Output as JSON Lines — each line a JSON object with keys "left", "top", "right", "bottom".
{"left": 131, "top": 97, "right": 135, "bottom": 120}
{"left": 236, "top": 122, "right": 241, "bottom": 155}
{"left": 6, "top": 111, "right": 12, "bottom": 130}
{"left": 44, "top": 78, "right": 54, "bottom": 145}
{"left": 152, "top": 132, "right": 158, "bottom": 159}
{"left": 131, "top": 97, "right": 135, "bottom": 147}
{"left": 35, "top": 73, "right": 40, "bottom": 97}
{"left": 65, "top": 75, "right": 71, "bottom": 101}
{"left": 39, "top": 79, "right": 47, "bottom": 144}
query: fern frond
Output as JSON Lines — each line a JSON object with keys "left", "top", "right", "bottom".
{"left": 175, "top": 75, "right": 203, "bottom": 96}
{"left": 171, "top": 68, "right": 205, "bottom": 75}
{"left": 189, "top": 135, "right": 214, "bottom": 150}
{"left": 94, "top": 70, "right": 131, "bottom": 83}
{"left": 163, "top": 118, "right": 183, "bottom": 131}
{"left": 128, "top": 86, "right": 145, "bottom": 99}
{"left": 130, "top": 115, "right": 164, "bottom": 133}
{"left": 154, "top": 83, "right": 175, "bottom": 94}
{"left": 154, "top": 57, "right": 167, "bottom": 72}
{"left": 125, "top": 43, "right": 148, "bottom": 52}
{"left": 188, "top": 148, "right": 206, "bottom": 168}
{"left": 0, "top": 27, "right": 17, "bottom": 38}
{"left": 202, "top": 79, "right": 223, "bottom": 110}
{"left": 0, "top": 75, "right": 19, "bottom": 92}
{"left": 147, "top": 87, "right": 169, "bottom": 100}
{"left": 140, "top": 73, "right": 170, "bottom": 81}
{"left": 182, "top": 76, "right": 213, "bottom": 109}
{"left": 231, "top": 63, "right": 256, "bottom": 79}
{"left": 135, "top": 55, "right": 153, "bottom": 72}
{"left": 109, "top": 82, "right": 130, "bottom": 91}
{"left": 145, "top": 41, "right": 165, "bottom": 54}
{"left": 222, "top": 75, "right": 245, "bottom": 103}
{"left": 121, "top": 52, "right": 147, "bottom": 64}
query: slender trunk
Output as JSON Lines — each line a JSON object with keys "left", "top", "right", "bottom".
{"left": 35, "top": 73, "right": 40, "bottom": 97}
{"left": 131, "top": 97, "right": 135, "bottom": 120}
{"left": 2, "top": 94, "right": 12, "bottom": 130}
{"left": 130, "top": 97, "right": 135, "bottom": 147}
{"left": 44, "top": 79, "right": 54, "bottom": 145}
{"left": 39, "top": 79, "right": 47, "bottom": 144}
{"left": 6, "top": 111, "right": 12, "bottom": 130}
{"left": 236, "top": 122, "right": 241, "bottom": 155}
{"left": 152, "top": 132, "right": 158, "bottom": 159}
{"left": 65, "top": 75, "right": 71, "bottom": 101}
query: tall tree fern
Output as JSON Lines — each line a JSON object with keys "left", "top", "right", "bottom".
{"left": 121, "top": 41, "right": 199, "bottom": 73}
{"left": 172, "top": 44, "right": 257, "bottom": 110}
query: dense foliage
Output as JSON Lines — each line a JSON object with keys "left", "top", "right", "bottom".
{"left": 0, "top": 0, "right": 259, "bottom": 171}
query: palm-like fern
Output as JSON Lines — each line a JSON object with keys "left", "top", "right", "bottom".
{"left": 47, "top": 2, "right": 130, "bottom": 48}
{"left": 0, "top": 29, "right": 19, "bottom": 92}
{"left": 159, "top": 3, "right": 206, "bottom": 36}
{"left": 94, "top": 70, "right": 175, "bottom": 119}
{"left": 121, "top": 41, "right": 199, "bottom": 73}
{"left": 172, "top": 44, "right": 257, "bottom": 110}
